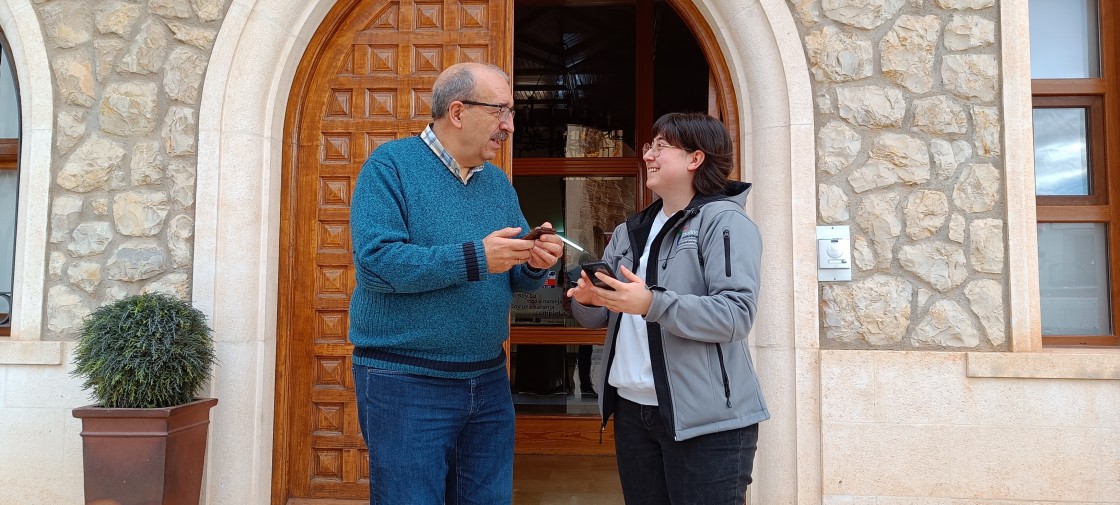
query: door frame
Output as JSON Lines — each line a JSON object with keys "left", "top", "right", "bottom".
{"left": 190, "top": 0, "right": 816, "bottom": 503}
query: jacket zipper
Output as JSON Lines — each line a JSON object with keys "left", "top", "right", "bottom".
{"left": 643, "top": 210, "right": 697, "bottom": 434}
{"left": 723, "top": 229, "right": 731, "bottom": 277}
{"left": 600, "top": 301, "right": 623, "bottom": 445}
{"left": 600, "top": 246, "right": 635, "bottom": 444}
{"left": 714, "top": 344, "right": 732, "bottom": 408}
{"left": 718, "top": 228, "right": 733, "bottom": 407}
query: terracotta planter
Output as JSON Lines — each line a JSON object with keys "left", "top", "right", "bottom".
{"left": 72, "top": 398, "right": 218, "bottom": 505}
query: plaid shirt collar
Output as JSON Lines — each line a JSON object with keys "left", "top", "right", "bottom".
{"left": 420, "top": 124, "right": 485, "bottom": 184}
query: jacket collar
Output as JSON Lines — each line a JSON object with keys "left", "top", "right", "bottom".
{"left": 626, "top": 181, "right": 752, "bottom": 229}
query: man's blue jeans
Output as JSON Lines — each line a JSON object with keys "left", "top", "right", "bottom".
{"left": 353, "top": 364, "right": 514, "bottom": 505}
{"left": 614, "top": 397, "right": 759, "bottom": 505}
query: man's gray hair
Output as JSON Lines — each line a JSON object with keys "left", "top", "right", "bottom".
{"left": 430, "top": 63, "right": 509, "bottom": 120}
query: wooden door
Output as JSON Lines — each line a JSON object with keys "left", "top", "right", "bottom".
{"left": 276, "top": 0, "right": 511, "bottom": 501}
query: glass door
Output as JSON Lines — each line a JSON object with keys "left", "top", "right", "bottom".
{"left": 509, "top": 0, "right": 713, "bottom": 453}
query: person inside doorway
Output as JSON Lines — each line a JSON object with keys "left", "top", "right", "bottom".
{"left": 576, "top": 344, "right": 596, "bottom": 398}
{"left": 348, "top": 62, "right": 563, "bottom": 504}
{"left": 567, "top": 112, "right": 767, "bottom": 505}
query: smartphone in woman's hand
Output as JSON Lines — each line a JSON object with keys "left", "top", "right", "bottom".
{"left": 580, "top": 261, "right": 616, "bottom": 290}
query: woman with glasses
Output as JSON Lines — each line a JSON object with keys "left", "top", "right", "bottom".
{"left": 567, "top": 112, "right": 767, "bottom": 505}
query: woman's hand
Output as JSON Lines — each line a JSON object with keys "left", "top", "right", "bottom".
{"left": 579, "top": 265, "right": 653, "bottom": 316}
{"left": 566, "top": 271, "right": 605, "bottom": 307}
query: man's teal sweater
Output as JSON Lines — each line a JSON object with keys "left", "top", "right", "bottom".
{"left": 348, "top": 136, "right": 546, "bottom": 378}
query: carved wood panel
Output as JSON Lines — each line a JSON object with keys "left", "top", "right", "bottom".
{"left": 285, "top": 0, "right": 510, "bottom": 499}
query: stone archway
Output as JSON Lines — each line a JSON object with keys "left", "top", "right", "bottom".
{"left": 1, "top": 0, "right": 54, "bottom": 340}
{"left": 194, "top": 0, "right": 817, "bottom": 503}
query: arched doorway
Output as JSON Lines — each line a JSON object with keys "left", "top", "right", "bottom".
{"left": 257, "top": 0, "right": 810, "bottom": 501}
{"left": 274, "top": 0, "right": 741, "bottom": 501}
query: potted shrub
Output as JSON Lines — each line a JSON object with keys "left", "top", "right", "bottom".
{"left": 71, "top": 292, "right": 218, "bottom": 505}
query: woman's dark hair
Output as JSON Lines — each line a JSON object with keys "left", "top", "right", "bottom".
{"left": 652, "top": 112, "right": 734, "bottom": 196}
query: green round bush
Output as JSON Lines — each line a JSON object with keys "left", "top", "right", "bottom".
{"left": 72, "top": 293, "right": 217, "bottom": 409}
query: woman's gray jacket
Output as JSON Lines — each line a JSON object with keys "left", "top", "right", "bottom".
{"left": 572, "top": 181, "right": 769, "bottom": 441}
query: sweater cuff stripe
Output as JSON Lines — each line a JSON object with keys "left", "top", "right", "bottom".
{"left": 463, "top": 241, "right": 480, "bottom": 281}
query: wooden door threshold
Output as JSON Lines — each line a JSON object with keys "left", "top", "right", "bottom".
{"left": 287, "top": 499, "right": 366, "bottom": 505}
{"left": 516, "top": 415, "right": 615, "bottom": 455}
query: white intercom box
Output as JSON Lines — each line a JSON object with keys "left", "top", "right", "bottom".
{"left": 816, "top": 226, "right": 852, "bottom": 282}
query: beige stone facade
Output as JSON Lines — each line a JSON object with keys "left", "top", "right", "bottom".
{"left": 800, "top": 0, "right": 1009, "bottom": 351}
{"left": 0, "top": 0, "right": 1116, "bottom": 503}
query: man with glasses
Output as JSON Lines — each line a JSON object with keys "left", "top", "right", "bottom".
{"left": 348, "top": 62, "right": 563, "bottom": 504}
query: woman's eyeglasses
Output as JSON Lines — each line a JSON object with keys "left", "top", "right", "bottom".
{"left": 642, "top": 142, "right": 685, "bottom": 157}
{"left": 460, "top": 100, "right": 515, "bottom": 122}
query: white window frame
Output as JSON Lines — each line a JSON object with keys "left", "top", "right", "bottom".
{"left": 968, "top": 0, "right": 1120, "bottom": 380}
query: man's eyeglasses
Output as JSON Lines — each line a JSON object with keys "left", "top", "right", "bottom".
{"left": 460, "top": 100, "right": 515, "bottom": 122}
{"left": 642, "top": 142, "right": 685, "bottom": 157}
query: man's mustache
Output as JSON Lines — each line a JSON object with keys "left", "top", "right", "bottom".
{"left": 492, "top": 131, "right": 509, "bottom": 142}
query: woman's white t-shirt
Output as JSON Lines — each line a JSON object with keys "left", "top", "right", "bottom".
{"left": 609, "top": 209, "right": 669, "bottom": 406}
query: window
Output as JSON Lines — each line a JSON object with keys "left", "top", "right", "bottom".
{"left": 1030, "top": 0, "right": 1120, "bottom": 346}
{"left": 0, "top": 37, "right": 18, "bottom": 337}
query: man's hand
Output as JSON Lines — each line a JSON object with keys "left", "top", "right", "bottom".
{"left": 483, "top": 227, "right": 535, "bottom": 273}
{"left": 526, "top": 221, "right": 563, "bottom": 270}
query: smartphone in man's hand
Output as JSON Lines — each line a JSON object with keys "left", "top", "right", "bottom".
{"left": 580, "top": 261, "right": 616, "bottom": 290}
{"left": 523, "top": 226, "right": 556, "bottom": 241}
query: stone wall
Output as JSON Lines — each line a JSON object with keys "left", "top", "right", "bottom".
{"left": 27, "top": 0, "right": 1010, "bottom": 348}
{"left": 788, "top": 0, "right": 1009, "bottom": 350}
{"left": 34, "top": 0, "right": 229, "bottom": 338}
